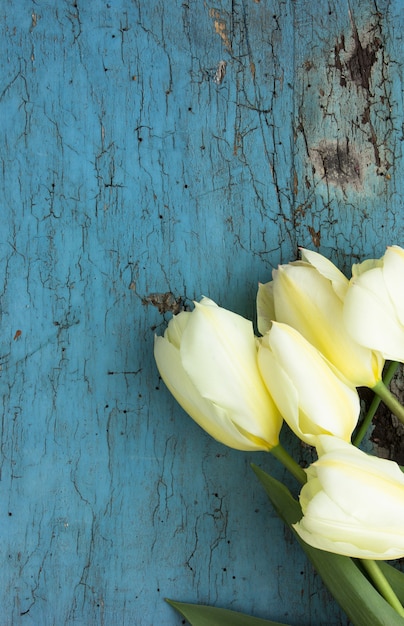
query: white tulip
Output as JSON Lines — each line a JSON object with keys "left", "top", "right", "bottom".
{"left": 294, "top": 435, "right": 404, "bottom": 560}
{"left": 258, "top": 323, "right": 360, "bottom": 445}
{"left": 257, "top": 249, "right": 383, "bottom": 387}
{"left": 344, "top": 245, "right": 404, "bottom": 362}
{"left": 154, "top": 298, "right": 282, "bottom": 451}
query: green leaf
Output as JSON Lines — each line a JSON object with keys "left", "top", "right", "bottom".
{"left": 165, "top": 599, "right": 289, "bottom": 626}
{"left": 252, "top": 464, "right": 404, "bottom": 626}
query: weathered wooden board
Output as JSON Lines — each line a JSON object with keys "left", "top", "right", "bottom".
{"left": 1, "top": 1, "right": 403, "bottom": 624}
{"left": 293, "top": 0, "right": 404, "bottom": 266}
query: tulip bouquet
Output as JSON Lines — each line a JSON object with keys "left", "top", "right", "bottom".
{"left": 154, "top": 245, "right": 404, "bottom": 626}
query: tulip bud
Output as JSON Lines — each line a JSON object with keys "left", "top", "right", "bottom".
{"left": 154, "top": 297, "right": 282, "bottom": 452}
{"left": 343, "top": 245, "right": 404, "bottom": 363}
{"left": 257, "top": 249, "right": 383, "bottom": 388}
{"left": 294, "top": 435, "right": 404, "bottom": 560}
{"left": 257, "top": 323, "right": 360, "bottom": 446}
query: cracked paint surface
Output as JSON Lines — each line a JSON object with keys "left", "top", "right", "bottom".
{"left": 293, "top": 1, "right": 403, "bottom": 260}
{"left": 1, "top": 1, "right": 403, "bottom": 624}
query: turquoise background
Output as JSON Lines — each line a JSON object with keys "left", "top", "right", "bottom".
{"left": 1, "top": 1, "right": 403, "bottom": 624}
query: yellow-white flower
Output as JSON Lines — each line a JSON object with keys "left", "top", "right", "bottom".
{"left": 294, "top": 435, "right": 404, "bottom": 560}
{"left": 257, "top": 249, "right": 383, "bottom": 387}
{"left": 343, "top": 245, "right": 404, "bottom": 362}
{"left": 154, "top": 297, "right": 282, "bottom": 451}
{"left": 257, "top": 323, "right": 360, "bottom": 445}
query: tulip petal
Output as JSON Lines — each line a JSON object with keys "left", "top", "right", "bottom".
{"left": 315, "top": 434, "right": 404, "bottom": 484}
{"left": 257, "top": 338, "right": 302, "bottom": 437}
{"left": 316, "top": 434, "right": 404, "bottom": 481}
{"left": 316, "top": 462, "right": 404, "bottom": 525}
{"left": 300, "top": 248, "right": 348, "bottom": 301}
{"left": 344, "top": 268, "right": 404, "bottom": 361}
{"left": 273, "top": 264, "right": 381, "bottom": 386}
{"left": 294, "top": 517, "right": 404, "bottom": 560}
{"left": 165, "top": 310, "right": 191, "bottom": 348}
{"left": 180, "top": 301, "right": 255, "bottom": 407}
{"left": 256, "top": 281, "right": 275, "bottom": 336}
{"left": 351, "top": 257, "right": 383, "bottom": 278}
{"left": 154, "top": 335, "right": 269, "bottom": 451}
{"left": 301, "top": 486, "right": 351, "bottom": 524}
{"left": 273, "top": 265, "right": 336, "bottom": 352}
{"left": 180, "top": 299, "right": 282, "bottom": 446}
{"left": 383, "top": 246, "right": 404, "bottom": 326}
{"left": 265, "top": 324, "right": 359, "bottom": 442}
{"left": 295, "top": 436, "right": 404, "bottom": 560}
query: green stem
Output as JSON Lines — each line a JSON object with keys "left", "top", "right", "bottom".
{"left": 360, "top": 559, "right": 404, "bottom": 617}
{"left": 373, "top": 375, "right": 404, "bottom": 427}
{"left": 353, "top": 361, "right": 400, "bottom": 447}
{"left": 270, "top": 443, "right": 307, "bottom": 485}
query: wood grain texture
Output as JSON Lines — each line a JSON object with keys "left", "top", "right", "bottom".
{"left": 1, "top": 1, "right": 402, "bottom": 624}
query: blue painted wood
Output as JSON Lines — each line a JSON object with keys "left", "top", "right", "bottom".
{"left": 1, "top": 1, "right": 403, "bottom": 624}
{"left": 293, "top": 0, "right": 404, "bottom": 269}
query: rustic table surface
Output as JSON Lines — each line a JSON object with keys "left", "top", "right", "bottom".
{"left": 2, "top": 1, "right": 403, "bottom": 624}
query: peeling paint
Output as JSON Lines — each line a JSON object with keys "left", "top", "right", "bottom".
{"left": 208, "top": 8, "right": 232, "bottom": 52}
{"left": 213, "top": 60, "right": 227, "bottom": 85}
{"left": 310, "top": 139, "right": 363, "bottom": 190}
{"left": 307, "top": 226, "right": 321, "bottom": 247}
{"left": 30, "top": 12, "right": 39, "bottom": 30}
{"left": 300, "top": 7, "right": 394, "bottom": 203}
{"left": 334, "top": 16, "right": 381, "bottom": 91}
{"left": 142, "top": 292, "right": 184, "bottom": 315}
{"left": 347, "top": 28, "right": 380, "bottom": 90}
